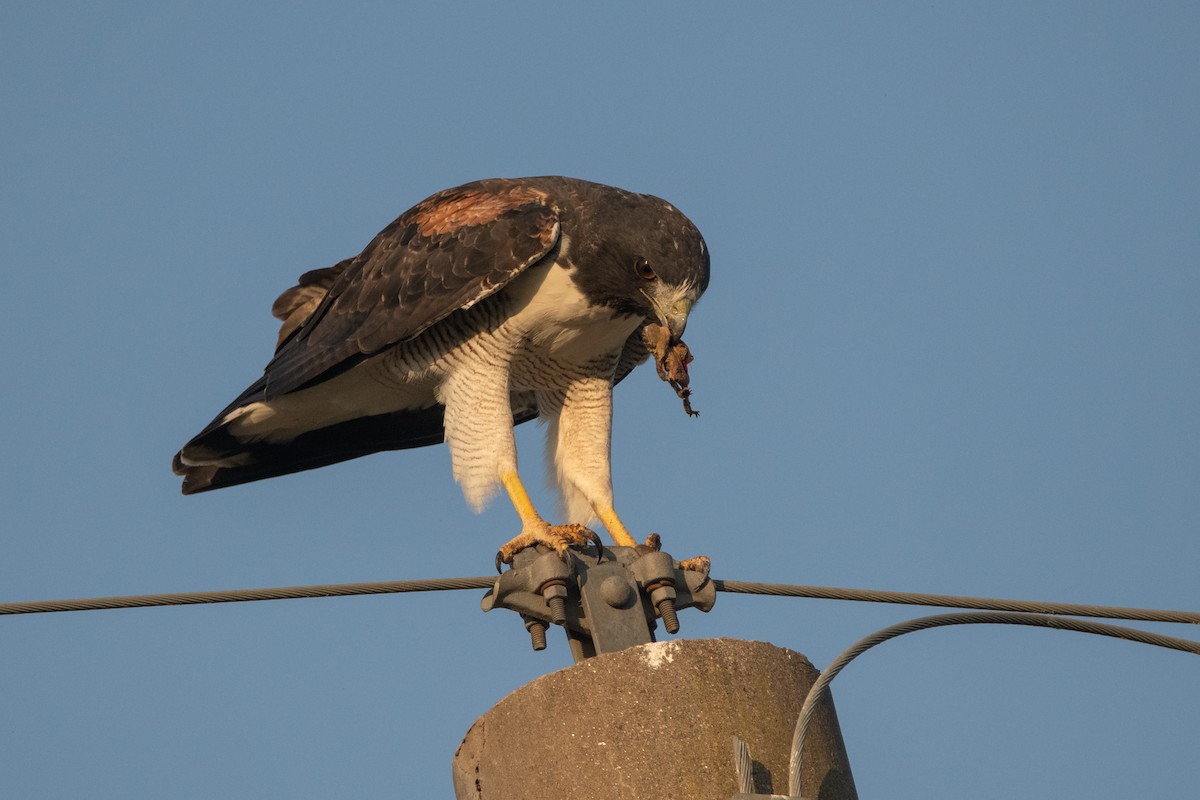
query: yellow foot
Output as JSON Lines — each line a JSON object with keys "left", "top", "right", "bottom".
{"left": 495, "top": 521, "right": 601, "bottom": 572}
{"left": 635, "top": 532, "right": 664, "bottom": 555}
{"left": 636, "top": 533, "right": 711, "bottom": 578}
{"left": 678, "top": 555, "right": 712, "bottom": 578}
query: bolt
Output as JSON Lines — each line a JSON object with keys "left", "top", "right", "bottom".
{"left": 547, "top": 596, "right": 566, "bottom": 625}
{"left": 523, "top": 616, "right": 548, "bottom": 651}
{"left": 656, "top": 597, "right": 681, "bottom": 634}
{"left": 646, "top": 581, "right": 680, "bottom": 635}
{"left": 540, "top": 579, "right": 569, "bottom": 625}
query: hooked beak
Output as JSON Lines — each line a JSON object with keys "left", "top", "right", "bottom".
{"left": 644, "top": 286, "right": 696, "bottom": 339}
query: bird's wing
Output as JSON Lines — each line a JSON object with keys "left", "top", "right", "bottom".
{"left": 261, "top": 180, "right": 560, "bottom": 399}
{"left": 613, "top": 323, "right": 653, "bottom": 386}
{"left": 270, "top": 259, "right": 353, "bottom": 350}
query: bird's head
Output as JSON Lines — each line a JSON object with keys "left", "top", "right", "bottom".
{"left": 574, "top": 189, "right": 710, "bottom": 338}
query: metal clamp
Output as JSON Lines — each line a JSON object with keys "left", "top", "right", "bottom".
{"left": 482, "top": 544, "right": 715, "bottom": 663}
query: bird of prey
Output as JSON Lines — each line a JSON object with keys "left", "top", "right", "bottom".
{"left": 173, "top": 176, "right": 710, "bottom": 567}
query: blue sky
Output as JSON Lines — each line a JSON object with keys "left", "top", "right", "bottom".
{"left": 2, "top": 2, "right": 1197, "bottom": 797}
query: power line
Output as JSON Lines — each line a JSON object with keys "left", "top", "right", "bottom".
{"left": 714, "top": 579, "right": 1200, "bottom": 624}
{"left": 787, "top": 611, "right": 1200, "bottom": 798}
{"left": 1, "top": 575, "right": 1197, "bottom": 627}
{"left": 0, "top": 577, "right": 493, "bottom": 616}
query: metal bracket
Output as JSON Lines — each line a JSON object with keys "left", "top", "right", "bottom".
{"left": 481, "top": 545, "right": 715, "bottom": 662}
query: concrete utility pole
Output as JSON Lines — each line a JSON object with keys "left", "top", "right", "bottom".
{"left": 455, "top": 547, "right": 857, "bottom": 799}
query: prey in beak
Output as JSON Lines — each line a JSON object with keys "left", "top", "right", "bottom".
{"left": 639, "top": 279, "right": 701, "bottom": 415}
{"left": 641, "top": 318, "right": 698, "bottom": 418}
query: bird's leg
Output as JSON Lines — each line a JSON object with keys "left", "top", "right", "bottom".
{"left": 495, "top": 469, "right": 601, "bottom": 571}
{"left": 594, "top": 507, "right": 639, "bottom": 549}
{"left": 541, "top": 376, "right": 707, "bottom": 573}
{"left": 594, "top": 509, "right": 711, "bottom": 578}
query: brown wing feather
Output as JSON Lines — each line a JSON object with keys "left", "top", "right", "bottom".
{"left": 260, "top": 180, "right": 560, "bottom": 399}
{"left": 270, "top": 259, "right": 353, "bottom": 350}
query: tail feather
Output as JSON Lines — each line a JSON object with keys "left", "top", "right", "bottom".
{"left": 173, "top": 406, "right": 449, "bottom": 494}
{"left": 173, "top": 396, "right": 542, "bottom": 495}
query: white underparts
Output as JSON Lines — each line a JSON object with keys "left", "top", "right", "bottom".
{"left": 435, "top": 260, "right": 637, "bottom": 515}
{"left": 543, "top": 377, "right": 617, "bottom": 524}
{"left": 207, "top": 260, "right": 644, "bottom": 523}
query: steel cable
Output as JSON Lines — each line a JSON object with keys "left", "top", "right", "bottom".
{"left": 787, "top": 611, "right": 1200, "bottom": 797}
{"left": 0, "top": 577, "right": 495, "bottom": 616}
{"left": 2, "top": 576, "right": 1197, "bottom": 626}
{"left": 714, "top": 579, "right": 1200, "bottom": 624}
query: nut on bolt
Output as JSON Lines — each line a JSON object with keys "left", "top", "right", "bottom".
{"left": 645, "top": 579, "right": 680, "bottom": 634}
{"left": 540, "top": 579, "right": 569, "bottom": 625}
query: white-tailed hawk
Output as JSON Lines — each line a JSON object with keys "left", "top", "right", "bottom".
{"left": 173, "top": 176, "right": 710, "bottom": 567}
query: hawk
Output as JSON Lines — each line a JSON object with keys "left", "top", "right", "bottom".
{"left": 173, "top": 176, "right": 710, "bottom": 567}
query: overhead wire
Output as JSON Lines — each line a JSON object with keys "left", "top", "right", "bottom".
{"left": 1, "top": 575, "right": 1197, "bottom": 625}
{"left": 786, "top": 611, "right": 1200, "bottom": 798}
{"left": 713, "top": 579, "right": 1200, "bottom": 624}
{"left": 0, "top": 577, "right": 494, "bottom": 616}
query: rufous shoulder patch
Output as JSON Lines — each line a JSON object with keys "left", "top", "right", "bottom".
{"left": 411, "top": 185, "right": 550, "bottom": 237}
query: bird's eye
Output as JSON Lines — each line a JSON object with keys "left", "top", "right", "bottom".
{"left": 634, "top": 257, "right": 657, "bottom": 281}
